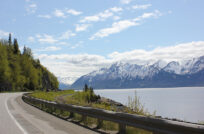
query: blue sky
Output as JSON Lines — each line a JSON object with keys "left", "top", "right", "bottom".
{"left": 1, "top": 0, "right": 204, "bottom": 84}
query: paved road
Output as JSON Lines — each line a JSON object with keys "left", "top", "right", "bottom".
{"left": 0, "top": 93, "right": 98, "bottom": 134}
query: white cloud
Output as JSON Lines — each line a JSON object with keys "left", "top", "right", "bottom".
{"left": 59, "top": 30, "right": 76, "bottom": 39}
{"left": 120, "top": 0, "right": 132, "bottom": 4}
{"left": 0, "top": 30, "right": 10, "bottom": 38}
{"left": 110, "top": 7, "right": 123, "bottom": 12}
{"left": 26, "top": 3, "right": 37, "bottom": 14}
{"left": 53, "top": 9, "right": 66, "bottom": 18}
{"left": 37, "top": 46, "right": 61, "bottom": 52}
{"left": 70, "top": 41, "right": 83, "bottom": 49}
{"left": 66, "top": 9, "right": 82, "bottom": 16}
{"left": 90, "top": 20, "right": 138, "bottom": 40}
{"left": 36, "top": 41, "right": 204, "bottom": 84}
{"left": 38, "top": 14, "right": 51, "bottom": 19}
{"left": 36, "top": 34, "right": 58, "bottom": 44}
{"left": 75, "top": 24, "right": 90, "bottom": 32}
{"left": 90, "top": 10, "right": 162, "bottom": 40}
{"left": 58, "top": 42, "right": 70, "bottom": 45}
{"left": 27, "top": 36, "right": 35, "bottom": 42}
{"left": 31, "top": 30, "right": 75, "bottom": 45}
{"left": 108, "top": 41, "right": 204, "bottom": 63}
{"left": 113, "top": 16, "right": 121, "bottom": 20}
{"left": 80, "top": 10, "right": 113, "bottom": 23}
{"left": 79, "top": 7, "right": 122, "bottom": 23}
{"left": 132, "top": 4, "right": 152, "bottom": 10}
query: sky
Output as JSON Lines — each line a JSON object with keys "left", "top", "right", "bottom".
{"left": 0, "top": 0, "right": 204, "bottom": 84}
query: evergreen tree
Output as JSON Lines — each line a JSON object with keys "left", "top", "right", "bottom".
{"left": 23, "top": 46, "right": 32, "bottom": 57}
{"left": 84, "top": 84, "right": 88, "bottom": 92}
{"left": 0, "top": 35, "right": 59, "bottom": 92}
{"left": 13, "top": 38, "right": 20, "bottom": 54}
{"left": 8, "top": 33, "right": 12, "bottom": 46}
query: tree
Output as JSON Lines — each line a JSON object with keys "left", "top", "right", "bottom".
{"left": 84, "top": 84, "right": 88, "bottom": 92}
{"left": 0, "top": 35, "right": 59, "bottom": 92}
{"left": 0, "top": 42, "right": 11, "bottom": 91}
{"left": 23, "top": 46, "right": 32, "bottom": 57}
{"left": 13, "top": 38, "right": 20, "bottom": 54}
{"left": 8, "top": 33, "right": 12, "bottom": 46}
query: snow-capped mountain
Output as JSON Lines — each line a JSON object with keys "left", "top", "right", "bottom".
{"left": 71, "top": 56, "right": 204, "bottom": 89}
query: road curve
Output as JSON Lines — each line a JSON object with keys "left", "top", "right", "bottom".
{"left": 0, "top": 93, "right": 98, "bottom": 134}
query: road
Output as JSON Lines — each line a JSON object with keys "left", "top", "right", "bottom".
{"left": 0, "top": 93, "right": 98, "bottom": 134}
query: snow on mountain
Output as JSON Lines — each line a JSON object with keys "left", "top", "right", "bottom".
{"left": 163, "top": 61, "right": 182, "bottom": 74}
{"left": 77, "top": 56, "right": 204, "bottom": 81}
{"left": 164, "top": 56, "right": 204, "bottom": 74}
{"left": 86, "top": 62, "right": 160, "bottom": 80}
{"left": 71, "top": 56, "right": 204, "bottom": 89}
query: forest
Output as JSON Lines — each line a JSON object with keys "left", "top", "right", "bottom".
{"left": 0, "top": 34, "right": 59, "bottom": 92}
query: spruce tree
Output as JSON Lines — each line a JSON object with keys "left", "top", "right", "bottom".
{"left": 13, "top": 38, "right": 20, "bottom": 54}
{"left": 8, "top": 33, "right": 12, "bottom": 46}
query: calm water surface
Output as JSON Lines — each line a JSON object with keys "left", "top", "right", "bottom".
{"left": 94, "top": 87, "right": 204, "bottom": 123}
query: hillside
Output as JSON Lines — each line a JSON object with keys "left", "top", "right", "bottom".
{"left": 71, "top": 56, "right": 204, "bottom": 89}
{"left": 0, "top": 34, "right": 59, "bottom": 92}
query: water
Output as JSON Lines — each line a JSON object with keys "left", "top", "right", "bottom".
{"left": 94, "top": 87, "right": 204, "bottom": 123}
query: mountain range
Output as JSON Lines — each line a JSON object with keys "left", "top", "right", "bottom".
{"left": 70, "top": 56, "right": 204, "bottom": 89}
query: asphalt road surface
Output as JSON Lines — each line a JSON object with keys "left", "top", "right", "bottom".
{"left": 0, "top": 93, "right": 98, "bottom": 134}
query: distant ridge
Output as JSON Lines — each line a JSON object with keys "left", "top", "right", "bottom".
{"left": 71, "top": 56, "right": 204, "bottom": 89}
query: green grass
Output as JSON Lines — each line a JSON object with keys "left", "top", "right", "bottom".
{"left": 28, "top": 89, "right": 153, "bottom": 133}
{"left": 29, "top": 90, "right": 75, "bottom": 101}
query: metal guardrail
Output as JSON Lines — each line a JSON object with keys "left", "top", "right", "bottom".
{"left": 22, "top": 94, "right": 204, "bottom": 134}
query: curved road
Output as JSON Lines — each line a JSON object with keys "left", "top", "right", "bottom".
{"left": 0, "top": 93, "right": 98, "bottom": 134}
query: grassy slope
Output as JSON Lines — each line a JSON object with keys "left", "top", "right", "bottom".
{"left": 29, "top": 90, "right": 152, "bottom": 134}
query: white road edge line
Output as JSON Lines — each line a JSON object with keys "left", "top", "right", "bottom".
{"left": 5, "top": 97, "right": 28, "bottom": 134}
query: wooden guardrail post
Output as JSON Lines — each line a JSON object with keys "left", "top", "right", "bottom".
{"left": 69, "top": 112, "right": 74, "bottom": 118}
{"left": 119, "top": 123, "right": 126, "bottom": 134}
{"left": 96, "top": 119, "right": 103, "bottom": 129}
{"left": 81, "top": 115, "right": 87, "bottom": 124}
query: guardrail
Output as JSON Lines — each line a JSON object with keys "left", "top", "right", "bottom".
{"left": 22, "top": 94, "right": 204, "bottom": 134}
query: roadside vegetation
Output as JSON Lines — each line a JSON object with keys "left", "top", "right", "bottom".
{"left": 29, "top": 84, "right": 153, "bottom": 134}
{"left": 0, "top": 34, "right": 58, "bottom": 92}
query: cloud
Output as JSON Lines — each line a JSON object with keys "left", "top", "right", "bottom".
{"left": 134, "top": 10, "right": 162, "bottom": 21}
{"left": 80, "top": 10, "right": 113, "bottom": 23}
{"left": 113, "top": 16, "right": 121, "bottom": 20}
{"left": 75, "top": 24, "right": 90, "bottom": 32}
{"left": 27, "top": 36, "right": 35, "bottom": 42}
{"left": 53, "top": 9, "right": 66, "bottom": 18}
{"left": 26, "top": 3, "right": 37, "bottom": 14}
{"left": 39, "top": 8, "right": 82, "bottom": 19}
{"left": 36, "top": 34, "right": 58, "bottom": 44}
{"left": 70, "top": 41, "right": 83, "bottom": 49}
{"left": 120, "top": 0, "right": 132, "bottom": 4}
{"left": 79, "top": 7, "right": 122, "bottom": 23}
{"left": 38, "top": 14, "right": 51, "bottom": 19}
{"left": 66, "top": 9, "right": 82, "bottom": 16}
{"left": 37, "top": 46, "right": 61, "bottom": 52}
{"left": 132, "top": 4, "right": 152, "bottom": 10}
{"left": 59, "top": 30, "right": 76, "bottom": 39}
{"left": 0, "top": 30, "right": 10, "bottom": 38}
{"left": 28, "top": 30, "right": 76, "bottom": 45}
{"left": 108, "top": 41, "right": 204, "bottom": 63}
{"left": 110, "top": 7, "right": 123, "bottom": 12}
{"left": 90, "top": 20, "right": 138, "bottom": 40}
{"left": 90, "top": 10, "right": 162, "bottom": 40}
{"left": 36, "top": 41, "right": 204, "bottom": 84}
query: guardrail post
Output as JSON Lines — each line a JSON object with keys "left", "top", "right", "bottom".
{"left": 69, "top": 112, "right": 74, "bottom": 118}
{"left": 81, "top": 115, "right": 87, "bottom": 124}
{"left": 97, "top": 119, "right": 103, "bottom": 129}
{"left": 119, "top": 123, "right": 126, "bottom": 134}
{"left": 60, "top": 109, "right": 63, "bottom": 116}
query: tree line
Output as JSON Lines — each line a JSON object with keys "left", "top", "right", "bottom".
{"left": 0, "top": 34, "right": 59, "bottom": 92}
